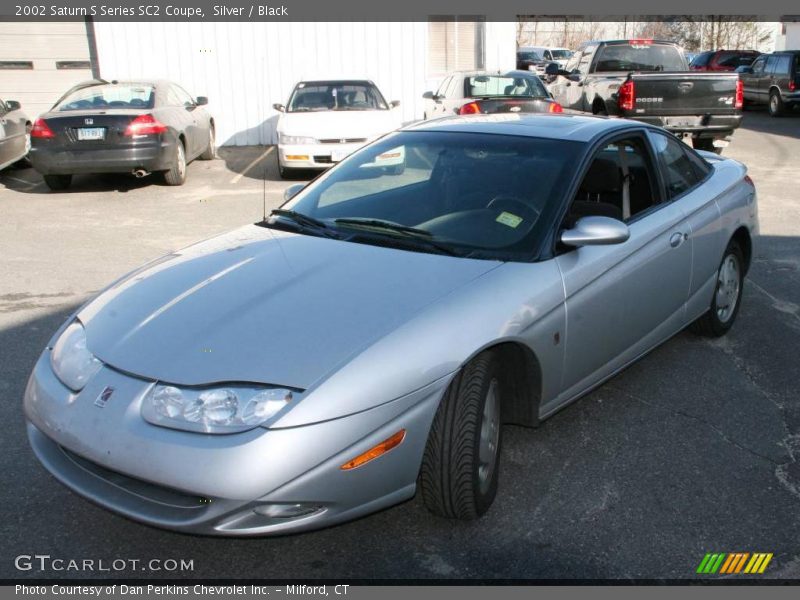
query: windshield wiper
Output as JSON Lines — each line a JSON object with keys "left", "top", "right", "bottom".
{"left": 333, "top": 218, "right": 464, "bottom": 256}
{"left": 268, "top": 209, "right": 340, "bottom": 238}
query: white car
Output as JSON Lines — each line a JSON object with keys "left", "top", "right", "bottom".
{"left": 519, "top": 46, "right": 574, "bottom": 73}
{"left": 273, "top": 79, "right": 402, "bottom": 178}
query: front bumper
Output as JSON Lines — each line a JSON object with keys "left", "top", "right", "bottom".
{"left": 29, "top": 135, "right": 177, "bottom": 175}
{"left": 24, "top": 351, "right": 447, "bottom": 535}
{"left": 277, "top": 140, "right": 370, "bottom": 170}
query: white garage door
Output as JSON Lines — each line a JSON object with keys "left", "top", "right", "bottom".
{"left": 0, "top": 22, "right": 94, "bottom": 119}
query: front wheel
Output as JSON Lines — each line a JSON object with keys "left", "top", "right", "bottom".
{"left": 163, "top": 140, "right": 187, "bottom": 186}
{"left": 419, "top": 352, "right": 503, "bottom": 519}
{"left": 690, "top": 240, "right": 744, "bottom": 337}
{"left": 43, "top": 174, "right": 72, "bottom": 191}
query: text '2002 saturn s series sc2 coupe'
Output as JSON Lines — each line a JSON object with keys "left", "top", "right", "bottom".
{"left": 24, "top": 114, "right": 758, "bottom": 536}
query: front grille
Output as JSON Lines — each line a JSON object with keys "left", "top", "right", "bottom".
{"left": 318, "top": 138, "right": 367, "bottom": 144}
{"left": 59, "top": 446, "right": 209, "bottom": 509}
{"left": 313, "top": 155, "right": 333, "bottom": 164}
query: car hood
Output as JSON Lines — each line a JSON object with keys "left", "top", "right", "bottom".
{"left": 277, "top": 109, "right": 401, "bottom": 140}
{"left": 78, "top": 225, "right": 498, "bottom": 390}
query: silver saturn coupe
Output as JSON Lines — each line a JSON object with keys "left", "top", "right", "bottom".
{"left": 24, "top": 114, "right": 758, "bottom": 536}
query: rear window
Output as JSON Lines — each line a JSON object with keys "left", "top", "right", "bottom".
{"left": 54, "top": 84, "right": 155, "bottom": 111}
{"left": 594, "top": 43, "right": 686, "bottom": 72}
{"left": 466, "top": 75, "right": 548, "bottom": 98}
{"left": 288, "top": 82, "right": 388, "bottom": 112}
{"left": 550, "top": 49, "right": 572, "bottom": 59}
{"left": 518, "top": 51, "right": 542, "bottom": 61}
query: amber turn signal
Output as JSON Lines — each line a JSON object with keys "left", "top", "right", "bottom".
{"left": 340, "top": 429, "right": 406, "bottom": 470}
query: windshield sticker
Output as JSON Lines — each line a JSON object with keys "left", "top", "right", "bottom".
{"left": 496, "top": 212, "right": 523, "bottom": 228}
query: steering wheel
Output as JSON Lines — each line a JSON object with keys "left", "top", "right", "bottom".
{"left": 487, "top": 195, "right": 539, "bottom": 222}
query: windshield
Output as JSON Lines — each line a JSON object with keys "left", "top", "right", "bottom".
{"left": 54, "top": 84, "right": 155, "bottom": 111}
{"left": 467, "top": 75, "right": 548, "bottom": 98}
{"left": 517, "top": 51, "right": 542, "bottom": 61}
{"left": 550, "top": 49, "right": 572, "bottom": 59}
{"left": 273, "top": 130, "right": 582, "bottom": 260}
{"left": 287, "top": 82, "right": 388, "bottom": 112}
{"left": 594, "top": 43, "right": 686, "bottom": 72}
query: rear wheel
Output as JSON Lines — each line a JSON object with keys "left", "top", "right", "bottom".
{"left": 419, "top": 352, "right": 503, "bottom": 519}
{"left": 199, "top": 125, "right": 215, "bottom": 160}
{"left": 768, "top": 90, "right": 785, "bottom": 117}
{"left": 163, "top": 140, "right": 187, "bottom": 186}
{"left": 43, "top": 174, "right": 72, "bottom": 191}
{"left": 690, "top": 240, "right": 744, "bottom": 337}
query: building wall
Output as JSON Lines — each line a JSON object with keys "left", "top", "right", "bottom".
{"left": 93, "top": 21, "right": 516, "bottom": 146}
{"left": 775, "top": 22, "right": 800, "bottom": 51}
{"left": 0, "top": 22, "right": 93, "bottom": 119}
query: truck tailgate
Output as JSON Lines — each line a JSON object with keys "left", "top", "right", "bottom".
{"left": 629, "top": 72, "right": 739, "bottom": 116}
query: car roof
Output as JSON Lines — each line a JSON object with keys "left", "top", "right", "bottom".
{"left": 403, "top": 114, "right": 645, "bottom": 143}
{"left": 452, "top": 70, "right": 546, "bottom": 78}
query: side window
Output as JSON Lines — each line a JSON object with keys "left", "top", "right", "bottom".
{"left": 563, "top": 50, "right": 581, "bottom": 73}
{"left": 777, "top": 55, "right": 791, "bottom": 76}
{"left": 650, "top": 132, "right": 703, "bottom": 199}
{"left": 0, "top": 99, "right": 7, "bottom": 114}
{"left": 544, "top": 50, "right": 552, "bottom": 61}
{"left": 446, "top": 76, "right": 462, "bottom": 98}
{"left": 766, "top": 56, "right": 778, "bottom": 75}
{"left": 577, "top": 49, "right": 594, "bottom": 74}
{"left": 566, "top": 136, "right": 658, "bottom": 225}
{"left": 172, "top": 85, "right": 195, "bottom": 107}
{"left": 751, "top": 56, "right": 766, "bottom": 74}
{"left": 435, "top": 76, "right": 451, "bottom": 98}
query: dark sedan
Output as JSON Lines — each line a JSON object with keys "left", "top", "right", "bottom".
{"left": 422, "top": 70, "right": 562, "bottom": 118}
{"left": 29, "top": 79, "right": 215, "bottom": 190}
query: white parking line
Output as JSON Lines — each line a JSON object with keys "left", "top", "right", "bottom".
{"left": 229, "top": 146, "right": 274, "bottom": 184}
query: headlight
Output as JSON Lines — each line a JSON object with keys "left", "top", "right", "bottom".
{"left": 50, "top": 321, "right": 103, "bottom": 392}
{"left": 279, "top": 133, "right": 318, "bottom": 145}
{"left": 142, "top": 384, "right": 293, "bottom": 433}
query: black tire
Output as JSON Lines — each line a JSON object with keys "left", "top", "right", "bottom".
{"left": 690, "top": 240, "right": 745, "bottom": 337}
{"left": 43, "top": 174, "right": 72, "bottom": 191}
{"left": 199, "top": 125, "right": 215, "bottom": 160}
{"left": 163, "top": 139, "right": 187, "bottom": 186}
{"left": 692, "top": 138, "right": 721, "bottom": 154}
{"left": 768, "top": 90, "right": 785, "bottom": 117}
{"left": 419, "top": 352, "right": 503, "bottom": 519}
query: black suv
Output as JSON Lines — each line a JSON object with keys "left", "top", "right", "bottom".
{"left": 737, "top": 51, "right": 800, "bottom": 116}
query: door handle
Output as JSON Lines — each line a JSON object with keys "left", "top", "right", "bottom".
{"left": 669, "top": 232, "right": 686, "bottom": 248}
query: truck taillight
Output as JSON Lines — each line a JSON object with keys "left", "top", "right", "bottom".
{"left": 790, "top": 80, "right": 797, "bottom": 92}
{"left": 31, "top": 118, "right": 55, "bottom": 139}
{"left": 548, "top": 102, "right": 563, "bottom": 113}
{"left": 124, "top": 114, "right": 168, "bottom": 136}
{"left": 618, "top": 80, "right": 635, "bottom": 111}
{"left": 458, "top": 102, "right": 481, "bottom": 115}
{"left": 735, "top": 79, "right": 744, "bottom": 109}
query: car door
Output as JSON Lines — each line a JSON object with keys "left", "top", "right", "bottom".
{"left": 743, "top": 55, "right": 766, "bottom": 102}
{"left": 553, "top": 131, "right": 693, "bottom": 404}
{"left": 559, "top": 46, "right": 594, "bottom": 111}
{"left": 760, "top": 55, "right": 779, "bottom": 102}
{"left": 170, "top": 84, "right": 205, "bottom": 158}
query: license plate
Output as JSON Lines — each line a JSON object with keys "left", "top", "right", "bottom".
{"left": 331, "top": 148, "right": 350, "bottom": 162}
{"left": 77, "top": 127, "right": 105, "bottom": 141}
{"left": 665, "top": 117, "right": 702, "bottom": 128}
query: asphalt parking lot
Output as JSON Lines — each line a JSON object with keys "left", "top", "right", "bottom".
{"left": 1, "top": 109, "right": 799, "bottom": 581}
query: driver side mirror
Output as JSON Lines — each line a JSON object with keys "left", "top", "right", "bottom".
{"left": 422, "top": 91, "right": 434, "bottom": 100}
{"left": 390, "top": 100, "right": 401, "bottom": 108}
{"left": 544, "top": 62, "right": 560, "bottom": 76}
{"left": 195, "top": 96, "right": 208, "bottom": 106}
{"left": 5, "top": 100, "right": 21, "bottom": 111}
{"left": 560, "top": 216, "right": 630, "bottom": 247}
{"left": 283, "top": 183, "right": 305, "bottom": 201}
{"left": 273, "top": 103, "right": 286, "bottom": 112}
